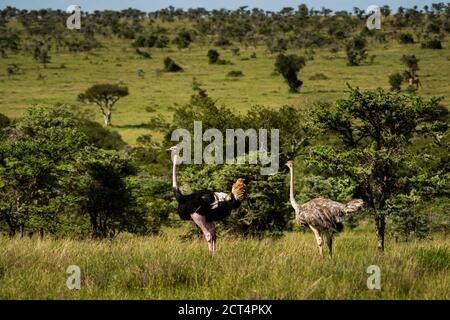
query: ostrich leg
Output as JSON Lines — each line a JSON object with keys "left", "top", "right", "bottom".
{"left": 325, "top": 233, "right": 333, "bottom": 257}
{"left": 191, "top": 213, "right": 215, "bottom": 254}
{"left": 205, "top": 222, "right": 217, "bottom": 253}
{"left": 310, "top": 226, "right": 324, "bottom": 257}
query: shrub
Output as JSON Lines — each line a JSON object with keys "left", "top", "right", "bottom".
{"left": 345, "top": 36, "right": 368, "bottom": 66}
{"left": 207, "top": 49, "right": 220, "bottom": 64}
{"left": 399, "top": 33, "right": 415, "bottom": 44}
{"left": 402, "top": 55, "right": 420, "bottom": 76}
{"left": 179, "top": 158, "right": 291, "bottom": 238}
{"left": 274, "top": 54, "right": 306, "bottom": 93}
{"left": 389, "top": 73, "right": 403, "bottom": 91}
{"left": 163, "top": 57, "right": 183, "bottom": 72}
{"left": 214, "top": 36, "right": 232, "bottom": 47}
{"left": 0, "top": 113, "right": 10, "bottom": 139}
{"left": 227, "top": 70, "right": 243, "bottom": 77}
{"left": 173, "top": 30, "right": 193, "bottom": 49}
{"left": 421, "top": 39, "right": 443, "bottom": 49}
{"left": 406, "top": 84, "right": 418, "bottom": 94}
{"left": 231, "top": 48, "right": 240, "bottom": 56}
{"left": 207, "top": 49, "right": 230, "bottom": 65}
{"left": 135, "top": 48, "right": 152, "bottom": 59}
{"left": 309, "top": 73, "right": 329, "bottom": 80}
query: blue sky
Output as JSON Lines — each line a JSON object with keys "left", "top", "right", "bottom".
{"left": 0, "top": 1, "right": 432, "bottom": 12}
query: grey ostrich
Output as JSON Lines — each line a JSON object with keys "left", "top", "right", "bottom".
{"left": 286, "top": 160, "right": 364, "bottom": 257}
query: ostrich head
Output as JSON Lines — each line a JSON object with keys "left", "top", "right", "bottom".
{"left": 231, "top": 178, "right": 246, "bottom": 201}
{"left": 285, "top": 160, "right": 294, "bottom": 169}
{"left": 166, "top": 146, "right": 179, "bottom": 163}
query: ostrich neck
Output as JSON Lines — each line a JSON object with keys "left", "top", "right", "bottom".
{"left": 172, "top": 154, "right": 178, "bottom": 189}
{"left": 289, "top": 166, "right": 299, "bottom": 210}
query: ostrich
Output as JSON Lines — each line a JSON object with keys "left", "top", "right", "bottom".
{"left": 408, "top": 75, "right": 421, "bottom": 90}
{"left": 168, "top": 146, "right": 246, "bottom": 253}
{"left": 405, "top": 71, "right": 421, "bottom": 90}
{"left": 286, "top": 160, "right": 364, "bottom": 257}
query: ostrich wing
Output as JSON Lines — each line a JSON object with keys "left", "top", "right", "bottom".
{"left": 176, "top": 190, "right": 216, "bottom": 220}
{"left": 300, "top": 198, "right": 363, "bottom": 230}
{"left": 210, "top": 192, "right": 232, "bottom": 209}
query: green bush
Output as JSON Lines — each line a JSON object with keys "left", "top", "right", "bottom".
{"left": 207, "top": 49, "right": 230, "bottom": 65}
{"left": 179, "top": 158, "right": 291, "bottom": 238}
{"left": 0, "top": 113, "right": 10, "bottom": 130}
{"left": 227, "top": 70, "right": 243, "bottom": 77}
{"left": 345, "top": 36, "right": 368, "bottom": 66}
{"left": 421, "top": 39, "right": 443, "bottom": 49}
{"left": 274, "top": 54, "right": 306, "bottom": 93}
{"left": 163, "top": 57, "right": 183, "bottom": 72}
{"left": 399, "top": 33, "right": 415, "bottom": 44}
{"left": 309, "top": 73, "right": 328, "bottom": 80}
{"left": 173, "top": 30, "right": 193, "bottom": 49}
{"left": 135, "top": 48, "right": 152, "bottom": 59}
{"left": 207, "top": 49, "right": 219, "bottom": 64}
{"left": 389, "top": 73, "right": 403, "bottom": 91}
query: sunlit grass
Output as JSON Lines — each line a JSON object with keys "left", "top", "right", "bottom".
{"left": 0, "top": 228, "right": 448, "bottom": 299}
{"left": 0, "top": 39, "right": 449, "bottom": 145}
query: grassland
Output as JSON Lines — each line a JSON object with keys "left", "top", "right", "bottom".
{"left": 1, "top": 38, "right": 449, "bottom": 144}
{"left": 1, "top": 24, "right": 449, "bottom": 301}
{"left": 0, "top": 227, "right": 448, "bottom": 300}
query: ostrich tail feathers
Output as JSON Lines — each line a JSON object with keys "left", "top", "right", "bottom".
{"left": 231, "top": 179, "right": 246, "bottom": 201}
{"left": 343, "top": 199, "right": 364, "bottom": 214}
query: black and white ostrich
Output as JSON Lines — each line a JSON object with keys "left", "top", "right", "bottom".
{"left": 286, "top": 160, "right": 364, "bottom": 257}
{"left": 168, "top": 146, "right": 246, "bottom": 253}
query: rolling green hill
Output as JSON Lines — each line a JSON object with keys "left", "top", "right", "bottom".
{"left": 1, "top": 39, "right": 449, "bottom": 144}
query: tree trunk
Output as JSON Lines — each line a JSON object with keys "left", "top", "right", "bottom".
{"left": 4, "top": 205, "right": 16, "bottom": 237}
{"left": 90, "top": 213, "right": 98, "bottom": 238}
{"left": 375, "top": 216, "right": 385, "bottom": 252}
{"left": 103, "top": 113, "right": 112, "bottom": 127}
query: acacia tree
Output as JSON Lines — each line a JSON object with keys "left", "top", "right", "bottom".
{"left": 243, "top": 105, "right": 312, "bottom": 162}
{"left": 207, "top": 49, "right": 220, "bottom": 64}
{"left": 78, "top": 84, "right": 129, "bottom": 126}
{"left": 310, "top": 87, "right": 447, "bottom": 251}
{"left": 0, "top": 105, "right": 88, "bottom": 237}
{"left": 401, "top": 54, "right": 419, "bottom": 77}
{"left": 180, "top": 156, "right": 291, "bottom": 238}
{"left": 173, "top": 30, "right": 193, "bottom": 49}
{"left": 345, "top": 36, "right": 367, "bottom": 66}
{"left": 31, "top": 45, "right": 51, "bottom": 68}
{"left": 274, "top": 54, "right": 306, "bottom": 93}
{"left": 74, "top": 147, "right": 140, "bottom": 238}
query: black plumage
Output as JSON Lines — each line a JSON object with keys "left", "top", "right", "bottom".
{"left": 168, "top": 145, "right": 246, "bottom": 253}
{"left": 173, "top": 187, "right": 242, "bottom": 222}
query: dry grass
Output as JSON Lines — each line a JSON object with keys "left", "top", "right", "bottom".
{"left": 0, "top": 229, "right": 448, "bottom": 300}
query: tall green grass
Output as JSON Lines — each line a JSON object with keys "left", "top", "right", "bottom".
{"left": 0, "top": 229, "right": 448, "bottom": 299}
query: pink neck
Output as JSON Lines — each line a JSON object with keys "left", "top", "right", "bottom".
{"left": 172, "top": 154, "right": 178, "bottom": 189}
{"left": 289, "top": 166, "right": 297, "bottom": 210}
